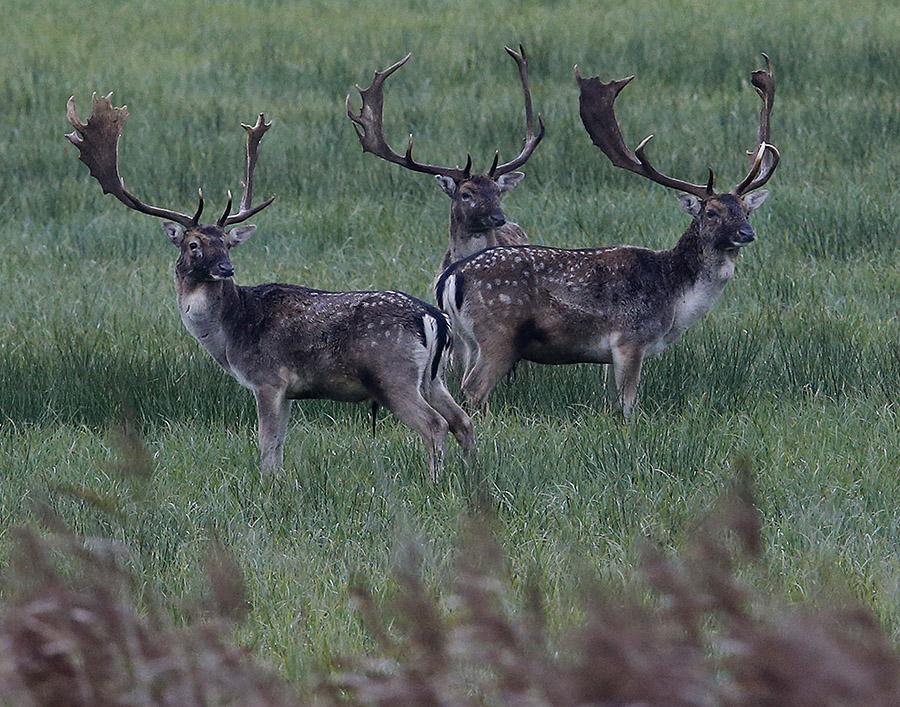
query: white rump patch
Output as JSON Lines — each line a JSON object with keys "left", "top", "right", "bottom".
{"left": 441, "top": 273, "right": 460, "bottom": 318}
{"left": 419, "top": 312, "right": 444, "bottom": 384}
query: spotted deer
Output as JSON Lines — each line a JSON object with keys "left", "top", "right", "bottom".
{"left": 348, "top": 45, "right": 545, "bottom": 273}
{"left": 435, "top": 56, "right": 779, "bottom": 417}
{"left": 66, "top": 93, "right": 473, "bottom": 477}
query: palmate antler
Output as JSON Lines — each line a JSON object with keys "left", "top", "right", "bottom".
{"left": 575, "top": 54, "right": 779, "bottom": 198}
{"left": 66, "top": 93, "right": 204, "bottom": 227}
{"left": 66, "top": 93, "right": 274, "bottom": 228}
{"left": 217, "top": 114, "right": 276, "bottom": 227}
{"left": 733, "top": 53, "right": 779, "bottom": 196}
{"left": 575, "top": 70, "right": 715, "bottom": 198}
{"left": 347, "top": 45, "right": 545, "bottom": 182}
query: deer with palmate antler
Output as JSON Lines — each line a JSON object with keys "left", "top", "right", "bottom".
{"left": 66, "top": 93, "right": 473, "bottom": 477}
{"left": 436, "top": 55, "right": 779, "bottom": 417}
{"left": 348, "top": 45, "right": 545, "bottom": 273}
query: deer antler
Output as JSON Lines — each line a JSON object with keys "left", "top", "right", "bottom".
{"left": 218, "top": 113, "right": 276, "bottom": 226}
{"left": 732, "top": 54, "right": 779, "bottom": 196}
{"left": 348, "top": 46, "right": 544, "bottom": 182}
{"left": 347, "top": 54, "right": 472, "bottom": 181}
{"left": 488, "top": 44, "right": 546, "bottom": 178}
{"left": 575, "top": 68, "right": 715, "bottom": 198}
{"left": 66, "top": 93, "right": 203, "bottom": 228}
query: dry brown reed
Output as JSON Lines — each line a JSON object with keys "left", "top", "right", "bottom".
{"left": 1, "top": 467, "right": 898, "bottom": 706}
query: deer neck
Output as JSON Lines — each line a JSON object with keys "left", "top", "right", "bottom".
{"left": 174, "top": 275, "right": 241, "bottom": 370}
{"left": 670, "top": 221, "right": 739, "bottom": 287}
{"left": 447, "top": 213, "right": 498, "bottom": 263}
{"left": 665, "top": 221, "right": 740, "bottom": 340}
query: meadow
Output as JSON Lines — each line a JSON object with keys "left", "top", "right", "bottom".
{"left": 3, "top": 0, "right": 900, "bottom": 688}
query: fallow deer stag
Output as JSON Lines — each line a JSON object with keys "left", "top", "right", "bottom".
{"left": 436, "top": 56, "right": 779, "bottom": 417}
{"left": 348, "top": 45, "right": 545, "bottom": 272}
{"left": 66, "top": 93, "right": 473, "bottom": 477}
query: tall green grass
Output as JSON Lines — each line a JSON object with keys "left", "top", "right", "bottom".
{"left": 3, "top": 0, "right": 900, "bottom": 681}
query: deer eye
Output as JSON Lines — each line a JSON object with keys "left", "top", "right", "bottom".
{"left": 189, "top": 242, "right": 200, "bottom": 251}
{"left": 705, "top": 209, "right": 719, "bottom": 219}
{"left": 460, "top": 193, "right": 475, "bottom": 206}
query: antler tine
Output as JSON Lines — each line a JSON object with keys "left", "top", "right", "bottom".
{"left": 732, "top": 142, "right": 766, "bottom": 196}
{"left": 222, "top": 113, "right": 276, "bottom": 226}
{"left": 750, "top": 53, "right": 775, "bottom": 151}
{"left": 490, "top": 44, "right": 546, "bottom": 178}
{"left": 733, "top": 54, "right": 779, "bottom": 195}
{"left": 217, "top": 189, "right": 234, "bottom": 227}
{"left": 66, "top": 93, "right": 201, "bottom": 227}
{"left": 738, "top": 143, "right": 780, "bottom": 194}
{"left": 193, "top": 188, "right": 205, "bottom": 224}
{"left": 575, "top": 68, "right": 713, "bottom": 198}
{"left": 347, "top": 54, "right": 470, "bottom": 181}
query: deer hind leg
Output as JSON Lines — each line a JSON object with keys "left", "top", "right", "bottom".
{"left": 382, "top": 388, "right": 450, "bottom": 482}
{"left": 254, "top": 385, "right": 292, "bottom": 472}
{"left": 610, "top": 342, "right": 645, "bottom": 421}
{"left": 460, "top": 343, "right": 518, "bottom": 408}
{"left": 449, "top": 314, "right": 480, "bottom": 380}
{"left": 423, "top": 375, "right": 475, "bottom": 457}
{"left": 364, "top": 363, "right": 450, "bottom": 481}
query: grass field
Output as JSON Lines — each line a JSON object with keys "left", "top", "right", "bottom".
{"left": 4, "top": 0, "right": 900, "bottom": 686}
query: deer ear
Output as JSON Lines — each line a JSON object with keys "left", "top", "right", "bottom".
{"left": 226, "top": 224, "right": 257, "bottom": 247}
{"left": 435, "top": 175, "right": 458, "bottom": 197}
{"left": 743, "top": 189, "right": 769, "bottom": 212}
{"left": 162, "top": 221, "right": 185, "bottom": 246}
{"left": 678, "top": 194, "right": 702, "bottom": 217}
{"left": 497, "top": 171, "right": 525, "bottom": 193}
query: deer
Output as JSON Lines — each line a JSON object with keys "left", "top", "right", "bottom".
{"left": 66, "top": 93, "right": 474, "bottom": 478}
{"left": 435, "top": 55, "right": 779, "bottom": 418}
{"left": 347, "top": 45, "right": 545, "bottom": 274}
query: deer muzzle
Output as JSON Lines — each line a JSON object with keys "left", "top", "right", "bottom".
{"left": 486, "top": 211, "right": 506, "bottom": 229}
{"left": 211, "top": 259, "right": 235, "bottom": 279}
{"left": 731, "top": 225, "right": 756, "bottom": 247}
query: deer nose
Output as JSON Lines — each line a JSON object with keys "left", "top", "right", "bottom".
{"left": 733, "top": 225, "right": 755, "bottom": 245}
{"left": 213, "top": 260, "right": 235, "bottom": 279}
{"left": 487, "top": 212, "right": 506, "bottom": 228}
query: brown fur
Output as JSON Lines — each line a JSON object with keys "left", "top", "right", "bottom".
{"left": 169, "top": 222, "right": 475, "bottom": 477}
{"left": 436, "top": 192, "right": 769, "bottom": 416}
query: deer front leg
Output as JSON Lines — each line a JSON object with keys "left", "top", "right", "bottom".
{"left": 610, "top": 342, "right": 645, "bottom": 421}
{"left": 254, "top": 385, "right": 292, "bottom": 472}
{"left": 604, "top": 363, "right": 618, "bottom": 410}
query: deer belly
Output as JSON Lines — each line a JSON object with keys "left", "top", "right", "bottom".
{"left": 522, "top": 332, "right": 615, "bottom": 365}
{"left": 285, "top": 373, "right": 370, "bottom": 402}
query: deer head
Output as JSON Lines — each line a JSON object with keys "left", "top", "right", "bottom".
{"left": 66, "top": 92, "right": 275, "bottom": 274}
{"left": 347, "top": 46, "right": 545, "bottom": 236}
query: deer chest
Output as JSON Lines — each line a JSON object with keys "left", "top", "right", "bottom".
{"left": 177, "top": 290, "right": 230, "bottom": 369}
{"left": 667, "top": 265, "right": 734, "bottom": 342}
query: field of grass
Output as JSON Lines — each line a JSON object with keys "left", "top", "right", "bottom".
{"left": 4, "top": 0, "right": 900, "bottom": 686}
